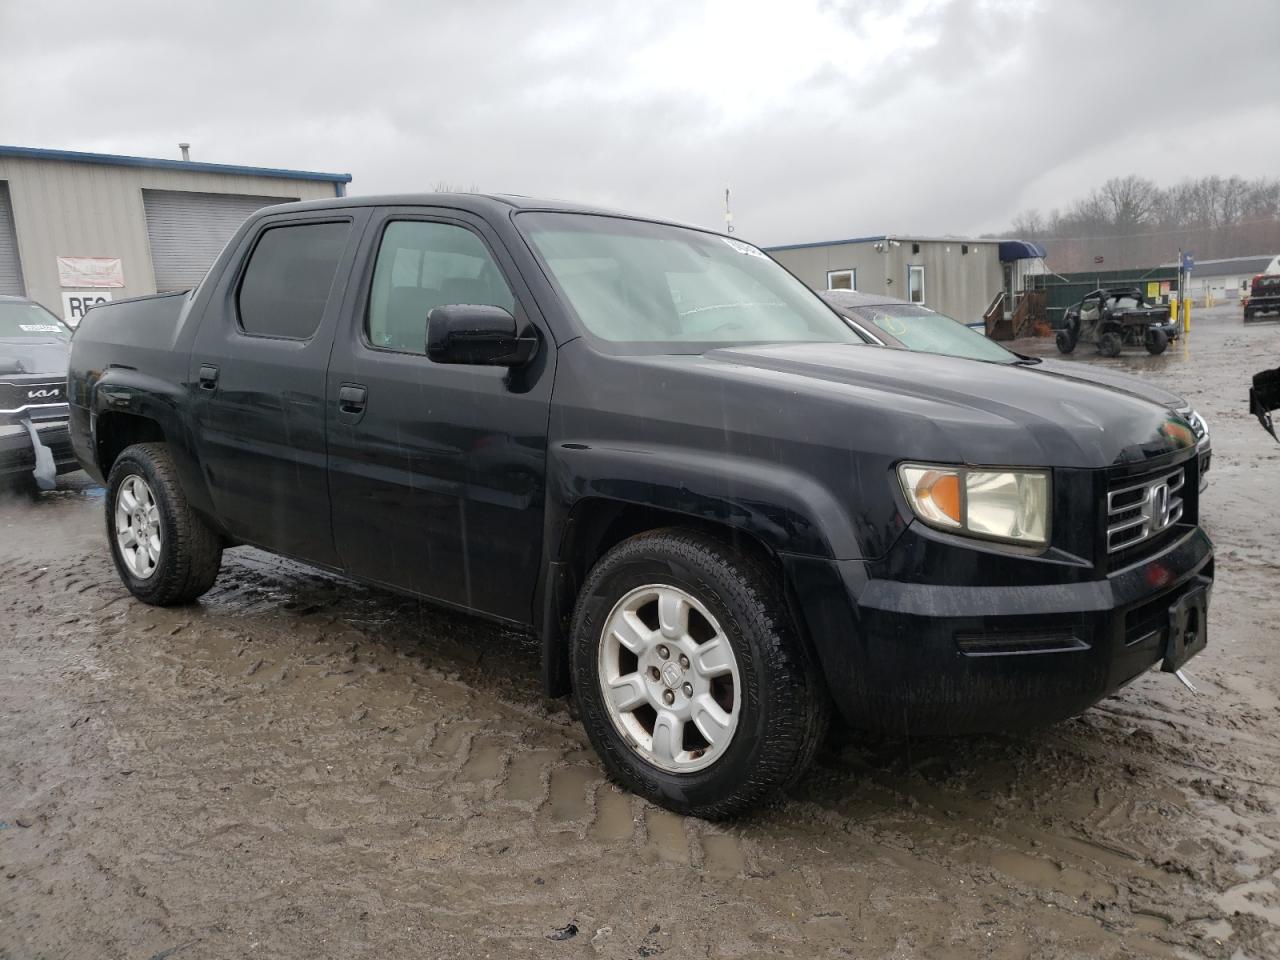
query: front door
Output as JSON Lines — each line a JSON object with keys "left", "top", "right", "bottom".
{"left": 189, "top": 210, "right": 367, "bottom": 566}
{"left": 325, "top": 209, "right": 553, "bottom": 623}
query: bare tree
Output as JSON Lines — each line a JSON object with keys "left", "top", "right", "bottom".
{"left": 1096, "top": 175, "right": 1159, "bottom": 231}
{"left": 1010, "top": 208, "right": 1046, "bottom": 236}
{"left": 1001, "top": 173, "right": 1280, "bottom": 271}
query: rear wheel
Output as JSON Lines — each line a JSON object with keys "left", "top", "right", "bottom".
{"left": 106, "top": 443, "right": 222, "bottom": 605}
{"left": 571, "top": 529, "right": 829, "bottom": 819}
{"left": 1098, "top": 331, "right": 1122, "bottom": 357}
{"left": 1145, "top": 327, "right": 1168, "bottom": 355}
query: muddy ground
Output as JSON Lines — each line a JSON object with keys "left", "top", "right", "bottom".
{"left": 2, "top": 304, "right": 1278, "bottom": 960}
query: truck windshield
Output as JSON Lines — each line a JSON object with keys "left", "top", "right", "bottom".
{"left": 846, "top": 304, "right": 1018, "bottom": 363}
{"left": 0, "top": 301, "right": 71, "bottom": 341}
{"left": 518, "top": 212, "right": 862, "bottom": 351}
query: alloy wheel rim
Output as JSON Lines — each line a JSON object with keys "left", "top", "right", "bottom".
{"left": 598, "top": 583, "right": 741, "bottom": 773}
{"left": 114, "top": 475, "right": 161, "bottom": 580}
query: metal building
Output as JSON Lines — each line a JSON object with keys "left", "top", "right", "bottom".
{"left": 0, "top": 145, "right": 351, "bottom": 322}
{"left": 1160, "top": 254, "right": 1280, "bottom": 303}
{"left": 765, "top": 234, "right": 1046, "bottom": 325}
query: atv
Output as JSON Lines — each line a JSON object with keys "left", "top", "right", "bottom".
{"left": 1057, "top": 287, "right": 1178, "bottom": 357}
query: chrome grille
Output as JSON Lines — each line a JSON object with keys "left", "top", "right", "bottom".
{"left": 1106, "top": 467, "right": 1185, "bottom": 554}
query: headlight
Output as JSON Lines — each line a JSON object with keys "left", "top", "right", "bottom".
{"left": 1177, "top": 406, "right": 1209, "bottom": 445}
{"left": 897, "top": 463, "right": 1049, "bottom": 547}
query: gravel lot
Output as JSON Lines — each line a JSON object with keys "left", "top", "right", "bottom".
{"left": 2, "top": 304, "right": 1278, "bottom": 960}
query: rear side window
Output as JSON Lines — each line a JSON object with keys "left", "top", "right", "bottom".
{"left": 237, "top": 221, "right": 350, "bottom": 339}
{"left": 367, "top": 221, "right": 515, "bottom": 354}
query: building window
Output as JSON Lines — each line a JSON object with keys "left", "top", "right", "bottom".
{"left": 907, "top": 265, "right": 925, "bottom": 304}
{"left": 961, "top": 244, "right": 969, "bottom": 255}
{"left": 826, "top": 269, "right": 855, "bottom": 291}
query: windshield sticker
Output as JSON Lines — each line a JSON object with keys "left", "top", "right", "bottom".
{"left": 872, "top": 312, "right": 908, "bottom": 337}
{"left": 720, "top": 237, "right": 769, "bottom": 259}
{"left": 18, "top": 324, "right": 63, "bottom": 333}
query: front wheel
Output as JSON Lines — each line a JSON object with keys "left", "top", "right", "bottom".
{"left": 571, "top": 529, "right": 829, "bottom": 819}
{"left": 1055, "top": 330, "right": 1076, "bottom": 354}
{"left": 106, "top": 443, "right": 223, "bottom": 605}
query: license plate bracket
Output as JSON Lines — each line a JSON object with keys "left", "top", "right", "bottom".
{"left": 1161, "top": 575, "right": 1212, "bottom": 673}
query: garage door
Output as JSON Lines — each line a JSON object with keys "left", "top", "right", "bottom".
{"left": 143, "top": 189, "right": 297, "bottom": 292}
{"left": 0, "top": 181, "right": 23, "bottom": 297}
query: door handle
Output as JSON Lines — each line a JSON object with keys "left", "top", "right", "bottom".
{"left": 198, "top": 364, "right": 219, "bottom": 390}
{"left": 337, "top": 383, "right": 367, "bottom": 421}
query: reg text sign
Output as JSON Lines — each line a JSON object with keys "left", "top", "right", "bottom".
{"left": 62, "top": 291, "right": 113, "bottom": 326}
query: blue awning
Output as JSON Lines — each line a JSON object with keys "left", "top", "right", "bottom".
{"left": 998, "top": 240, "right": 1047, "bottom": 261}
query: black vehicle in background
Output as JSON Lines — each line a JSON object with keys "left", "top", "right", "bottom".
{"left": 1058, "top": 287, "right": 1177, "bottom": 356}
{"left": 819, "top": 290, "right": 1211, "bottom": 489}
{"left": 0, "top": 296, "right": 78, "bottom": 491}
{"left": 1244, "top": 274, "right": 1280, "bottom": 322}
{"left": 1252, "top": 367, "right": 1280, "bottom": 439}
{"left": 66, "top": 194, "right": 1213, "bottom": 817}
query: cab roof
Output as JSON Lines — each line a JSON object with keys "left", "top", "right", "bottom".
{"left": 261, "top": 192, "right": 711, "bottom": 234}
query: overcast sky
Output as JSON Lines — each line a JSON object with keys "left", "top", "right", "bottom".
{"left": 3, "top": 0, "right": 1277, "bottom": 245}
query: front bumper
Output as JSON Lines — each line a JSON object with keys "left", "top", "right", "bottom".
{"left": 786, "top": 524, "right": 1214, "bottom": 735}
{"left": 0, "top": 419, "right": 78, "bottom": 484}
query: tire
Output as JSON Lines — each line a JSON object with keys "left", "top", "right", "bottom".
{"left": 1145, "top": 328, "right": 1168, "bottom": 355}
{"left": 106, "top": 442, "right": 222, "bottom": 605}
{"left": 1055, "top": 330, "right": 1076, "bottom": 354}
{"left": 1244, "top": 309, "right": 1255, "bottom": 322}
{"left": 1098, "top": 332, "right": 1122, "bottom": 357}
{"left": 570, "top": 529, "right": 830, "bottom": 819}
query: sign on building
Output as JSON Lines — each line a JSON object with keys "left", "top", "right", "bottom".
{"left": 57, "top": 256, "right": 125, "bottom": 288}
{"left": 61, "top": 290, "right": 113, "bottom": 326}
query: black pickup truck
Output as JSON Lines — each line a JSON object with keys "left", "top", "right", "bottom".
{"left": 67, "top": 195, "right": 1214, "bottom": 817}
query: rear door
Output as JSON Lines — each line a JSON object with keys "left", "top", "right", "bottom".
{"left": 189, "top": 207, "right": 369, "bottom": 566}
{"left": 325, "top": 207, "right": 554, "bottom": 623}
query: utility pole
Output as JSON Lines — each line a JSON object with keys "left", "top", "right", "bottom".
{"left": 724, "top": 187, "right": 734, "bottom": 234}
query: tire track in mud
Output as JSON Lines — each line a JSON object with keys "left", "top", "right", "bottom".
{"left": 21, "top": 547, "right": 761, "bottom": 871}
{"left": 6, "top": 384, "right": 1280, "bottom": 960}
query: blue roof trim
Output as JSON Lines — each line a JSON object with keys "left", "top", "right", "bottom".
{"left": 764, "top": 235, "right": 886, "bottom": 252}
{"left": 998, "top": 240, "right": 1046, "bottom": 261}
{"left": 0, "top": 144, "right": 352, "bottom": 184}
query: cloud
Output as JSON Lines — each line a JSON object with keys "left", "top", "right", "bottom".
{"left": 2, "top": 0, "right": 1276, "bottom": 244}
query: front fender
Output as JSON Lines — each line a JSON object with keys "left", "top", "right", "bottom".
{"left": 548, "top": 441, "right": 869, "bottom": 560}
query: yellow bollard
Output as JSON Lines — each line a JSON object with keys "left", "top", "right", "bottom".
{"left": 1169, "top": 298, "right": 1178, "bottom": 326}
{"left": 1183, "top": 298, "right": 1191, "bottom": 334}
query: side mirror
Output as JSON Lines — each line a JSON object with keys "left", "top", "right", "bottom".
{"left": 426, "top": 304, "right": 538, "bottom": 366}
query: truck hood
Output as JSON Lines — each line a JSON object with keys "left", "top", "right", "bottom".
{"left": 1023, "top": 357, "right": 1186, "bottom": 410}
{"left": 0, "top": 337, "right": 70, "bottom": 377}
{"left": 693, "top": 342, "right": 1194, "bottom": 468}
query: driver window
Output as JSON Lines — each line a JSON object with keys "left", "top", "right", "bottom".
{"left": 367, "top": 221, "right": 515, "bottom": 353}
